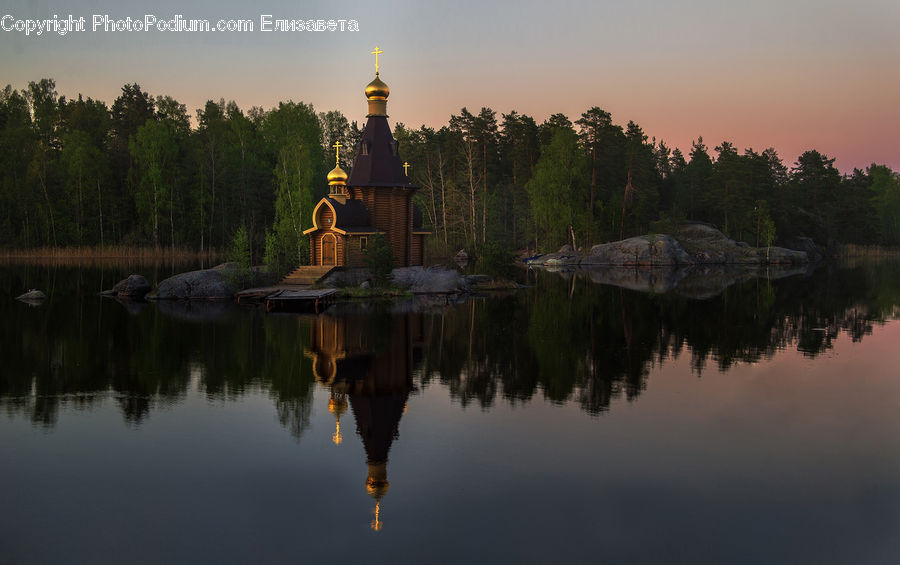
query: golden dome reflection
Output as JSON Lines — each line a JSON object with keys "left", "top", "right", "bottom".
{"left": 329, "top": 393, "right": 347, "bottom": 446}
{"left": 365, "top": 461, "right": 391, "bottom": 499}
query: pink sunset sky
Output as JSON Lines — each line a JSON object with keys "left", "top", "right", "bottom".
{"left": 2, "top": 0, "right": 897, "bottom": 172}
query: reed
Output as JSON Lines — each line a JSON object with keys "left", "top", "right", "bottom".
{"left": 837, "top": 244, "right": 900, "bottom": 258}
{"left": 0, "top": 245, "right": 222, "bottom": 266}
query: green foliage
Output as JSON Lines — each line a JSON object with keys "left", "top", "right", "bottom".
{"left": 526, "top": 127, "right": 590, "bottom": 250}
{"left": 60, "top": 130, "right": 105, "bottom": 244}
{"left": 224, "top": 225, "right": 253, "bottom": 290}
{"left": 229, "top": 225, "right": 251, "bottom": 269}
{"left": 263, "top": 229, "right": 292, "bottom": 279}
{"left": 684, "top": 137, "right": 713, "bottom": 222}
{"left": 130, "top": 119, "right": 177, "bottom": 247}
{"left": 264, "top": 101, "right": 324, "bottom": 266}
{"left": 751, "top": 200, "right": 777, "bottom": 261}
{"left": 364, "top": 233, "right": 395, "bottom": 286}
{"left": 477, "top": 240, "right": 517, "bottom": 278}
{"left": 648, "top": 217, "right": 677, "bottom": 235}
{"left": 870, "top": 165, "right": 900, "bottom": 244}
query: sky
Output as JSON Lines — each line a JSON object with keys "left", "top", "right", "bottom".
{"left": 1, "top": 0, "right": 897, "bottom": 172}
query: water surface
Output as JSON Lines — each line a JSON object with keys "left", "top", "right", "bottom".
{"left": 1, "top": 261, "right": 899, "bottom": 564}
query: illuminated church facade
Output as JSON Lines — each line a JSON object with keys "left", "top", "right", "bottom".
{"left": 303, "top": 48, "right": 429, "bottom": 268}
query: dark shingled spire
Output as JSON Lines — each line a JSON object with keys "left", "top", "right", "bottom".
{"left": 347, "top": 115, "right": 417, "bottom": 188}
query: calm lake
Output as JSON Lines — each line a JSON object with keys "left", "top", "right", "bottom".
{"left": 2, "top": 260, "right": 899, "bottom": 564}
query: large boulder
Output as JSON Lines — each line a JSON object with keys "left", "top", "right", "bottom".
{"left": 785, "top": 236, "right": 824, "bottom": 262}
{"left": 111, "top": 275, "right": 151, "bottom": 299}
{"left": 526, "top": 224, "right": 810, "bottom": 269}
{"left": 320, "top": 268, "right": 372, "bottom": 288}
{"left": 391, "top": 266, "right": 470, "bottom": 294}
{"left": 582, "top": 235, "right": 693, "bottom": 266}
{"left": 525, "top": 244, "right": 582, "bottom": 266}
{"left": 674, "top": 224, "right": 753, "bottom": 263}
{"left": 151, "top": 265, "right": 236, "bottom": 300}
{"left": 675, "top": 224, "right": 807, "bottom": 265}
{"left": 757, "top": 246, "right": 808, "bottom": 264}
{"left": 16, "top": 289, "right": 46, "bottom": 304}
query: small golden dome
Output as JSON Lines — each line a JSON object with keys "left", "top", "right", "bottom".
{"left": 327, "top": 164, "right": 348, "bottom": 186}
{"left": 365, "top": 74, "right": 390, "bottom": 100}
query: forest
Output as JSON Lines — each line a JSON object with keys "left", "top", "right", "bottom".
{"left": 2, "top": 78, "right": 899, "bottom": 271}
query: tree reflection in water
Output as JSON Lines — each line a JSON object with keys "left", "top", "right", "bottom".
{"left": 1, "top": 260, "right": 899, "bottom": 427}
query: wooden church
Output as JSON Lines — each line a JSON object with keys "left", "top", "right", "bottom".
{"left": 303, "top": 48, "right": 429, "bottom": 268}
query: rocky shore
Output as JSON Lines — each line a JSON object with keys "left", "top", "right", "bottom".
{"left": 81, "top": 225, "right": 820, "bottom": 307}
{"left": 526, "top": 224, "right": 813, "bottom": 267}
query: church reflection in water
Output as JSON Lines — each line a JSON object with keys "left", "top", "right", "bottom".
{"left": 304, "top": 308, "right": 425, "bottom": 531}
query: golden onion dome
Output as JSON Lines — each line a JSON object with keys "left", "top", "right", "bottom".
{"left": 327, "top": 164, "right": 348, "bottom": 186}
{"left": 365, "top": 74, "right": 390, "bottom": 100}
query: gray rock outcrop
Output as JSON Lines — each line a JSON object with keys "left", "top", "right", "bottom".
{"left": 111, "top": 275, "right": 151, "bottom": 299}
{"left": 785, "top": 236, "right": 824, "bottom": 262}
{"left": 391, "top": 266, "right": 470, "bottom": 294}
{"left": 320, "top": 268, "right": 372, "bottom": 288}
{"left": 526, "top": 244, "right": 582, "bottom": 267}
{"left": 150, "top": 264, "right": 236, "bottom": 300}
{"left": 525, "top": 224, "right": 810, "bottom": 267}
{"left": 582, "top": 235, "right": 694, "bottom": 266}
{"left": 16, "top": 289, "right": 46, "bottom": 303}
{"left": 674, "top": 224, "right": 807, "bottom": 264}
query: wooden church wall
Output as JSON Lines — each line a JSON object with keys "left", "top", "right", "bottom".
{"left": 410, "top": 234, "right": 423, "bottom": 266}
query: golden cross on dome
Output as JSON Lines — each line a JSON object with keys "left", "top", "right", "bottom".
{"left": 371, "top": 46, "right": 383, "bottom": 74}
{"left": 403, "top": 162, "right": 410, "bottom": 176}
{"left": 333, "top": 141, "right": 343, "bottom": 166}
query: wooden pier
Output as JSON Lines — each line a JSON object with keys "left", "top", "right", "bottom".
{"left": 235, "top": 266, "right": 339, "bottom": 313}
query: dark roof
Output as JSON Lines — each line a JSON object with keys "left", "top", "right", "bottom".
{"left": 327, "top": 197, "right": 372, "bottom": 229}
{"left": 347, "top": 115, "right": 418, "bottom": 188}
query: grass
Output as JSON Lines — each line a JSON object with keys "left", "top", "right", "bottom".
{"left": 333, "top": 286, "right": 414, "bottom": 299}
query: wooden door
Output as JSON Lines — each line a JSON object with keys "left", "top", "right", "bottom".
{"left": 322, "top": 234, "right": 336, "bottom": 266}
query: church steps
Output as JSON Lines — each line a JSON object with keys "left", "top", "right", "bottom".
{"left": 280, "top": 266, "right": 335, "bottom": 286}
